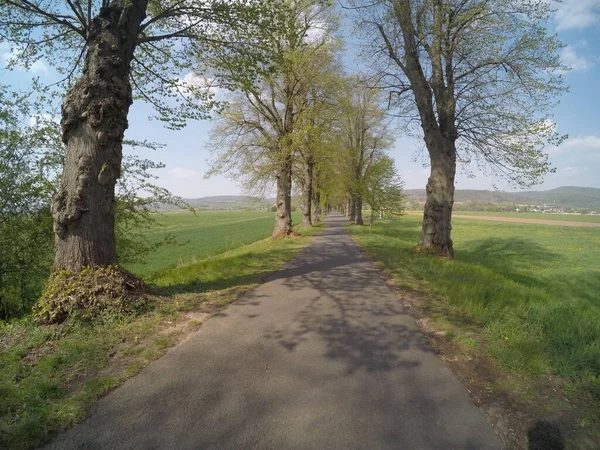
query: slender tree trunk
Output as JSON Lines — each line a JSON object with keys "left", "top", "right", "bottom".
{"left": 370, "top": 209, "right": 374, "bottom": 231}
{"left": 419, "top": 138, "right": 456, "bottom": 257}
{"left": 354, "top": 196, "right": 364, "bottom": 225}
{"left": 52, "top": 1, "right": 148, "bottom": 272}
{"left": 301, "top": 160, "right": 313, "bottom": 227}
{"left": 312, "top": 191, "right": 320, "bottom": 223}
{"left": 273, "top": 156, "right": 293, "bottom": 238}
{"left": 345, "top": 196, "right": 351, "bottom": 219}
{"left": 0, "top": 270, "right": 7, "bottom": 321}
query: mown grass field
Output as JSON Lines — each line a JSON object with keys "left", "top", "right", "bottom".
{"left": 418, "top": 210, "right": 600, "bottom": 223}
{"left": 0, "top": 211, "right": 315, "bottom": 450}
{"left": 126, "top": 211, "right": 299, "bottom": 277}
{"left": 348, "top": 215, "right": 600, "bottom": 440}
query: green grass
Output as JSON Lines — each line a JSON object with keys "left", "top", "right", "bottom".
{"left": 125, "top": 211, "right": 301, "bottom": 277}
{"left": 348, "top": 216, "right": 600, "bottom": 399}
{"left": 435, "top": 210, "right": 600, "bottom": 223}
{"left": 0, "top": 220, "right": 319, "bottom": 450}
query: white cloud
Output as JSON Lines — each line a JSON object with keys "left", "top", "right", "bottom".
{"left": 549, "top": 135, "right": 600, "bottom": 155}
{"left": 560, "top": 45, "right": 593, "bottom": 72}
{"left": 30, "top": 59, "right": 49, "bottom": 75}
{"left": 553, "top": 0, "right": 600, "bottom": 31}
{"left": 175, "top": 72, "right": 221, "bottom": 98}
{"left": 168, "top": 167, "right": 200, "bottom": 178}
{"left": 559, "top": 166, "right": 585, "bottom": 177}
{"left": 1, "top": 47, "right": 49, "bottom": 75}
{"left": 560, "top": 135, "right": 600, "bottom": 150}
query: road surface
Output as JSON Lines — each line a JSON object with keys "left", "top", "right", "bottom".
{"left": 46, "top": 213, "right": 502, "bottom": 450}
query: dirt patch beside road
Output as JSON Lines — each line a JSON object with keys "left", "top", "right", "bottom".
{"left": 406, "top": 211, "right": 600, "bottom": 227}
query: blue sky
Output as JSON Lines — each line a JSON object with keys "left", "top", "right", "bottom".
{"left": 2, "top": 0, "right": 600, "bottom": 197}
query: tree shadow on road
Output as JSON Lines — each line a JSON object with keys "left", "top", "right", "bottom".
{"left": 263, "top": 228, "right": 433, "bottom": 375}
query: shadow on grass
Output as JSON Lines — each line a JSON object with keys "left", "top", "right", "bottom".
{"left": 458, "top": 238, "right": 559, "bottom": 287}
{"left": 459, "top": 238, "right": 600, "bottom": 306}
{"left": 146, "top": 246, "right": 304, "bottom": 296}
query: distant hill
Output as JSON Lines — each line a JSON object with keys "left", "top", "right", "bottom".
{"left": 158, "top": 187, "right": 600, "bottom": 212}
{"left": 405, "top": 186, "right": 600, "bottom": 211}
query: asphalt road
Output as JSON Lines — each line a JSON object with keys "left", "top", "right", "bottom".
{"left": 46, "top": 213, "right": 502, "bottom": 450}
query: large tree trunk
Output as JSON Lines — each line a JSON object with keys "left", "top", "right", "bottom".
{"left": 272, "top": 156, "right": 293, "bottom": 238}
{"left": 301, "top": 160, "right": 313, "bottom": 227}
{"left": 312, "top": 190, "right": 320, "bottom": 223}
{"left": 354, "top": 196, "right": 363, "bottom": 225}
{"left": 419, "top": 138, "right": 456, "bottom": 257}
{"left": 349, "top": 196, "right": 356, "bottom": 223}
{"left": 52, "top": 1, "right": 147, "bottom": 272}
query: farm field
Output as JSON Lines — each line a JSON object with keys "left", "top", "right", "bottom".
{"left": 125, "top": 210, "right": 299, "bottom": 277}
{"left": 407, "top": 210, "right": 600, "bottom": 223}
{"left": 348, "top": 215, "right": 600, "bottom": 438}
{"left": 0, "top": 213, "right": 316, "bottom": 449}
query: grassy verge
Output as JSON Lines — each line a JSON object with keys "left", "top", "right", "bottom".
{"left": 0, "top": 225, "right": 320, "bottom": 450}
{"left": 347, "top": 216, "right": 599, "bottom": 447}
{"left": 126, "top": 211, "right": 301, "bottom": 277}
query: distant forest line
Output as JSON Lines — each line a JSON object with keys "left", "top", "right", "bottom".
{"left": 160, "top": 186, "right": 600, "bottom": 213}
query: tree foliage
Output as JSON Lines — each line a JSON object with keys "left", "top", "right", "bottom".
{"left": 0, "top": 92, "right": 54, "bottom": 320}
{"left": 207, "top": 0, "right": 339, "bottom": 235}
{"left": 336, "top": 79, "right": 395, "bottom": 224}
{"left": 353, "top": 0, "right": 566, "bottom": 185}
{"left": 350, "top": 0, "right": 567, "bottom": 256}
{"left": 362, "top": 155, "right": 405, "bottom": 229}
{"left": 0, "top": 0, "right": 271, "bottom": 125}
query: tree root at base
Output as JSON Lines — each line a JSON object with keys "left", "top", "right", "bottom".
{"left": 34, "top": 266, "right": 146, "bottom": 325}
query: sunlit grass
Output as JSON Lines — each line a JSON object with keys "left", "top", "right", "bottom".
{"left": 125, "top": 210, "right": 301, "bottom": 277}
{"left": 348, "top": 215, "right": 600, "bottom": 393}
{"left": 0, "top": 218, "right": 319, "bottom": 450}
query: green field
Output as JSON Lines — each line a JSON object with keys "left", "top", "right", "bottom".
{"left": 0, "top": 211, "right": 316, "bottom": 449}
{"left": 126, "top": 211, "right": 299, "bottom": 277}
{"left": 449, "top": 211, "right": 600, "bottom": 223}
{"left": 348, "top": 216, "right": 600, "bottom": 409}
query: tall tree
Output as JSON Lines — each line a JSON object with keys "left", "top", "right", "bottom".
{"left": 207, "top": 0, "right": 337, "bottom": 236}
{"left": 292, "top": 51, "right": 343, "bottom": 227}
{"left": 352, "top": 0, "right": 566, "bottom": 256}
{"left": 362, "top": 154, "right": 405, "bottom": 230}
{"left": 337, "top": 79, "right": 394, "bottom": 225}
{"left": 0, "top": 0, "right": 267, "bottom": 272}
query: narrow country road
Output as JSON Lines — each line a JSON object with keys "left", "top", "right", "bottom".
{"left": 46, "top": 213, "right": 502, "bottom": 450}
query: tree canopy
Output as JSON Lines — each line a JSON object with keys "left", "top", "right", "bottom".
{"left": 350, "top": 0, "right": 566, "bottom": 256}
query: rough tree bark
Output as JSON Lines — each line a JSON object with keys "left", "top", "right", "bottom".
{"left": 354, "top": 196, "right": 363, "bottom": 225}
{"left": 389, "top": 0, "right": 456, "bottom": 257}
{"left": 0, "top": 270, "right": 6, "bottom": 321}
{"left": 301, "top": 159, "right": 313, "bottom": 227}
{"left": 349, "top": 195, "right": 356, "bottom": 223}
{"left": 272, "top": 155, "right": 293, "bottom": 238}
{"left": 52, "top": 1, "right": 148, "bottom": 271}
{"left": 311, "top": 190, "right": 320, "bottom": 223}
{"left": 419, "top": 138, "right": 456, "bottom": 256}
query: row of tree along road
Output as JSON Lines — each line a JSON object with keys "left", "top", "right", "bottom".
{"left": 0, "top": 0, "right": 565, "bottom": 322}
